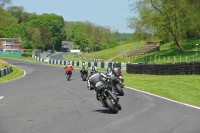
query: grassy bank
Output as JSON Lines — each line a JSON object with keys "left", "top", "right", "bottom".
{"left": 80, "top": 41, "right": 144, "bottom": 61}
{"left": 123, "top": 73, "right": 200, "bottom": 107}
{"left": 72, "top": 39, "right": 200, "bottom": 64}
{"left": 0, "top": 65, "right": 24, "bottom": 84}
{"left": 0, "top": 58, "right": 10, "bottom": 69}
{"left": 0, "top": 56, "right": 38, "bottom": 84}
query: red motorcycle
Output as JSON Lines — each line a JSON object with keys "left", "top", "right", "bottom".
{"left": 65, "top": 71, "right": 72, "bottom": 81}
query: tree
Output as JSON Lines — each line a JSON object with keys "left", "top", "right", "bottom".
{"left": 90, "top": 26, "right": 102, "bottom": 49}
{"left": 26, "top": 27, "right": 43, "bottom": 49}
{"left": 71, "top": 22, "right": 90, "bottom": 49}
{"left": 65, "top": 21, "right": 75, "bottom": 41}
{"left": 20, "top": 12, "right": 38, "bottom": 23}
{"left": 113, "top": 30, "right": 120, "bottom": 42}
{"left": 0, "top": 0, "right": 11, "bottom": 7}
{"left": 27, "top": 13, "right": 66, "bottom": 51}
{"left": 6, "top": 6, "right": 24, "bottom": 19}
{"left": 0, "top": 7, "right": 17, "bottom": 26}
{"left": 0, "top": 7, "right": 17, "bottom": 37}
{"left": 128, "top": 0, "right": 200, "bottom": 54}
{"left": 37, "top": 25, "right": 53, "bottom": 50}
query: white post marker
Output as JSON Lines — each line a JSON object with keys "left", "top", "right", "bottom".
{"left": 0, "top": 96, "right": 4, "bottom": 99}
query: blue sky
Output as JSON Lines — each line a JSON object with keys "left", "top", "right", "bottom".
{"left": 11, "top": 0, "right": 137, "bottom": 33}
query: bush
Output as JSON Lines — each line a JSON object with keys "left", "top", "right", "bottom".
{"left": 22, "top": 54, "right": 32, "bottom": 57}
{"left": 24, "top": 49, "right": 33, "bottom": 55}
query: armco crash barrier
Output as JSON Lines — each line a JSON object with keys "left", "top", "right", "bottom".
{"left": 126, "top": 62, "right": 200, "bottom": 75}
{"left": 32, "top": 55, "right": 127, "bottom": 70}
{"left": 0, "top": 66, "right": 13, "bottom": 77}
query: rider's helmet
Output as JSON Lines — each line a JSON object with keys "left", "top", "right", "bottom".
{"left": 67, "top": 61, "right": 70, "bottom": 65}
{"left": 91, "top": 66, "right": 98, "bottom": 74}
{"left": 113, "top": 63, "right": 117, "bottom": 67}
{"left": 106, "top": 67, "right": 112, "bottom": 76}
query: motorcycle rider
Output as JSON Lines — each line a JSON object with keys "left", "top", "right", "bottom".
{"left": 111, "top": 63, "right": 122, "bottom": 77}
{"left": 105, "top": 67, "right": 115, "bottom": 93}
{"left": 64, "top": 61, "right": 73, "bottom": 78}
{"left": 106, "top": 67, "right": 112, "bottom": 76}
{"left": 87, "top": 66, "right": 118, "bottom": 107}
{"left": 111, "top": 63, "right": 125, "bottom": 87}
{"left": 80, "top": 62, "right": 88, "bottom": 77}
{"left": 89, "top": 65, "right": 97, "bottom": 76}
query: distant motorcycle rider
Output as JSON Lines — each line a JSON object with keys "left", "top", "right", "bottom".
{"left": 111, "top": 63, "right": 125, "bottom": 87}
{"left": 64, "top": 61, "right": 73, "bottom": 77}
{"left": 111, "top": 63, "right": 122, "bottom": 77}
{"left": 105, "top": 67, "right": 116, "bottom": 93}
{"left": 80, "top": 62, "right": 88, "bottom": 77}
{"left": 87, "top": 66, "right": 117, "bottom": 106}
{"left": 89, "top": 65, "right": 98, "bottom": 75}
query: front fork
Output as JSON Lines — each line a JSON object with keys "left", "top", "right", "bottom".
{"left": 106, "top": 89, "right": 118, "bottom": 101}
{"left": 98, "top": 89, "right": 118, "bottom": 107}
{"left": 97, "top": 92, "right": 106, "bottom": 107}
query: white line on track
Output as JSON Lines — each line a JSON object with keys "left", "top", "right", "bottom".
{"left": 125, "top": 86, "right": 200, "bottom": 110}
{"left": 0, "top": 96, "right": 4, "bottom": 100}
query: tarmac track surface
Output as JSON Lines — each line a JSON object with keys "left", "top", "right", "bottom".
{"left": 0, "top": 58, "right": 200, "bottom": 133}
{"left": 49, "top": 52, "right": 68, "bottom": 61}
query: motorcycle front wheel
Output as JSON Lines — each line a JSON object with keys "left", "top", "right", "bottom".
{"left": 67, "top": 73, "right": 71, "bottom": 81}
{"left": 103, "top": 97, "right": 118, "bottom": 114}
{"left": 83, "top": 74, "right": 87, "bottom": 81}
{"left": 115, "top": 84, "right": 124, "bottom": 96}
{"left": 116, "top": 101, "right": 122, "bottom": 110}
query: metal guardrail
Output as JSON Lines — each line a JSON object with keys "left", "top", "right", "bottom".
{"left": 32, "top": 55, "right": 127, "bottom": 70}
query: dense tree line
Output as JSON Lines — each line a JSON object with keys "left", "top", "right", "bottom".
{"left": 0, "top": 4, "right": 66, "bottom": 52}
{"left": 0, "top": 0, "right": 132, "bottom": 53}
{"left": 64, "top": 21, "right": 129, "bottom": 52}
{"left": 127, "top": 0, "right": 200, "bottom": 54}
{"left": 0, "top": 8, "right": 132, "bottom": 52}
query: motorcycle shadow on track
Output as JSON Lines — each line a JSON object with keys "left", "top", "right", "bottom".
{"left": 92, "top": 109, "right": 115, "bottom": 114}
{"left": 66, "top": 79, "right": 75, "bottom": 81}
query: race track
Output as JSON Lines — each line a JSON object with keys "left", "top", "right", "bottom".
{"left": 0, "top": 57, "right": 200, "bottom": 133}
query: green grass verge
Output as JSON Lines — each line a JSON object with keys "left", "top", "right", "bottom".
{"left": 0, "top": 65, "right": 24, "bottom": 84}
{"left": 1, "top": 55, "right": 42, "bottom": 63}
{"left": 63, "top": 53, "right": 86, "bottom": 62}
{"left": 80, "top": 41, "right": 144, "bottom": 61}
{"left": 123, "top": 73, "right": 200, "bottom": 107}
{"left": 114, "top": 39, "right": 200, "bottom": 64}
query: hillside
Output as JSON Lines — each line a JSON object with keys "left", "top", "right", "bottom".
{"left": 0, "top": 59, "right": 10, "bottom": 69}
{"left": 66, "top": 39, "right": 200, "bottom": 64}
